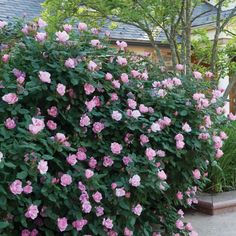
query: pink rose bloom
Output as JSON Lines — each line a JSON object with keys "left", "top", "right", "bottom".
{"left": 124, "top": 227, "right": 133, "bottom": 236}
{"left": 23, "top": 184, "right": 33, "bottom": 194}
{"left": 35, "top": 32, "right": 47, "bottom": 42}
{"left": 129, "top": 175, "right": 141, "bottom": 187}
{"left": 117, "top": 56, "right": 127, "bottom": 66}
{"left": 66, "top": 154, "right": 77, "bottom": 166}
{"left": 120, "top": 73, "right": 129, "bottom": 83}
{"left": 2, "top": 93, "right": 18, "bottom": 104}
{"left": 193, "top": 93, "right": 205, "bottom": 101}
{"left": 84, "top": 83, "right": 95, "bottom": 95}
{"left": 132, "top": 204, "right": 142, "bottom": 216}
{"left": 182, "top": 122, "right": 191, "bottom": 132}
{"left": 60, "top": 174, "right": 72, "bottom": 186}
{"left": 185, "top": 223, "right": 193, "bottom": 231}
{"left": 216, "top": 107, "right": 224, "bottom": 115}
{"left": 89, "top": 157, "right": 97, "bottom": 169}
{"left": 112, "top": 80, "right": 121, "bottom": 89}
{"left": 5, "top": 118, "right": 16, "bottom": 129}
{"left": 216, "top": 149, "right": 224, "bottom": 159}
{"left": 39, "top": 71, "right": 51, "bottom": 83}
{"left": 127, "top": 98, "right": 137, "bottom": 109}
{"left": 111, "top": 142, "right": 122, "bottom": 154}
{"left": 176, "top": 141, "right": 185, "bottom": 149}
{"left": 78, "top": 22, "right": 87, "bottom": 31}
{"left": 38, "top": 18, "right": 47, "bottom": 28}
{"left": 157, "top": 89, "right": 167, "bottom": 98}
{"left": 65, "top": 58, "right": 76, "bottom": 68}
{"left": 103, "top": 156, "right": 114, "bottom": 167}
{"left": 72, "top": 219, "right": 88, "bottom": 231}
{"left": 57, "top": 217, "right": 68, "bottom": 232}
{"left": 2, "top": 54, "right": 10, "bottom": 63}
{"left": 29, "top": 118, "right": 45, "bottom": 135}
{"left": 228, "top": 112, "right": 236, "bottom": 121}
{"left": 95, "top": 206, "right": 104, "bottom": 217}
{"left": 47, "top": 120, "right": 57, "bottom": 130}
{"left": 105, "top": 72, "right": 113, "bottom": 81}
{"left": 140, "top": 134, "right": 149, "bottom": 145}
{"left": 139, "top": 104, "right": 149, "bottom": 113}
{"left": 145, "top": 147, "right": 156, "bottom": 160}
{"left": 156, "top": 150, "right": 166, "bottom": 157}
{"left": 116, "top": 40, "right": 128, "bottom": 50}
{"left": 21, "top": 229, "right": 31, "bottom": 236}
{"left": 56, "top": 83, "right": 66, "bottom": 96}
{"left": 175, "top": 133, "right": 184, "bottom": 141}
{"left": 37, "top": 160, "right": 48, "bottom": 174}
{"left": 17, "top": 76, "right": 25, "bottom": 84}
{"left": 111, "top": 111, "right": 122, "bottom": 121}
{"left": 115, "top": 188, "right": 126, "bottom": 197}
{"left": 80, "top": 114, "right": 90, "bottom": 127}
{"left": 63, "top": 24, "right": 72, "bottom": 32}
{"left": 157, "top": 170, "right": 167, "bottom": 180}
{"left": 88, "top": 60, "right": 97, "bottom": 71}
{"left": 10, "top": 180, "right": 23, "bottom": 195}
{"left": 55, "top": 133, "right": 67, "bottom": 143}
{"left": 76, "top": 150, "right": 87, "bottom": 161}
{"left": 47, "top": 106, "right": 58, "bottom": 117}
{"left": 173, "top": 77, "right": 182, "bottom": 86}
{"left": 0, "top": 20, "right": 7, "bottom": 29}
{"left": 176, "top": 64, "right": 184, "bottom": 71}
{"left": 175, "top": 220, "right": 184, "bottom": 230}
{"left": 82, "top": 201, "right": 92, "bottom": 213}
{"left": 131, "top": 70, "right": 140, "bottom": 78}
{"left": 193, "top": 71, "right": 202, "bottom": 79}
{"left": 21, "top": 24, "right": 29, "bottom": 35}
{"left": 55, "top": 31, "right": 69, "bottom": 43}
{"left": 85, "top": 169, "right": 94, "bottom": 179}
{"left": 111, "top": 183, "right": 117, "bottom": 189}
{"left": 220, "top": 131, "right": 228, "bottom": 140}
{"left": 178, "top": 209, "right": 184, "bottom": 217}
{"left": 123, "top": 156, "right": 132, "bottom": 165}
{"left": 190, "top": 231, "right": 198, "bottom": 236}
{"left": 90, "top": 39, "right": 101, "bottom": 47}
{"left": 92, "top": 191, "right": 102, "bottom": 203}
{"left": 25, "top": 204, "right": 39, "bottom": 220}
{"left": 205, "top": 71, "right": 214, "bottom": 78}
{"left": 102, "top": 218, "right": 113, "bottom": 229}
{"left": 131, "top": 110, "right": 141, "bottom": 119}
{"left": 110, "top": 93, "right": 118, "bottom": 101}
{"left": 176, "top": 191, "right": 183, "bottom": 200}
{"left": 192, "top": 169, "right": 201, "bottom": 180}
{"left": 151, "top": 122, "right": 161, "bottom": 132}
{"left": 92, "top": 122, "right": 105, "bottom": 133}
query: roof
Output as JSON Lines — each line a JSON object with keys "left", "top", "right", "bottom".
{"left": 0, "top": 1, "right": 234, "bottom": 44}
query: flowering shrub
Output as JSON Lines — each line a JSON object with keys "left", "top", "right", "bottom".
{"left": 0, "top": 19, "right": 233, "bottom": 235}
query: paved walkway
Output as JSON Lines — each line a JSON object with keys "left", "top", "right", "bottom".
{"left": 185, "top": 211, "right": 236, "bottom": 236}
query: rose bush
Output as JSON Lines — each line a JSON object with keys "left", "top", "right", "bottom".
{"left": 0, "top": 19, "right": 233, "bottom": 235}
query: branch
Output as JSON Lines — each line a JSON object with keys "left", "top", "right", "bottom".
{"left": 191, "top": 10, "right": 212, "bottom": 23}
{"left": 220, "top": 6, "right": 236, "bottom": 31}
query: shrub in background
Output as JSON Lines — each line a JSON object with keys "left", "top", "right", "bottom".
{"left": 0, "top": 19, "right": 233, "bottom": 235}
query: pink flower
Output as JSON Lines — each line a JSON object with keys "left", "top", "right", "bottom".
{"left": 176, "top": 64, "right": 184, "bottom": 71}
{"left": 39, "top": 71, "right": 51, "bottom": 83}
{"left": 220, "top": 131, "right": 228, "bottom": 140}
{"left": 131, "top": 110, "right": 141, "bottom": 119}
{"left": 57, "top": 217, "right": 68, "bottom": 232}
{"left": 55, "top": 31, "right": 69, "bottom": 43}
{"left": 5, "top": 118, "right": 16, "bottom": 129}
{"left": 56, "top": 83, "right": 66, "bottom": 96}
{"left": 35, "top": 32, "right": 47, "bottom": 42}
{"left": 111, "top": 142, "right": 122, "bottom": 154}
{"left": 2, "top": 93, "right": 18, "bottom": 104}
{"left": 192, "top": 169, "right": 201, "bottom": 180}
{"left": 115, "top": 188, "right": 126, "bottom": 197}
{"left": 132, "top": 204, "right": 142, "bottom": 216}
{"left": 105, "top": 72, "right": 113, "bottom": 81}
{"left": 90, "top": 39, "right": 101, "bottom": 47}
{"left": 2, "top": 54, "right": 10, "bottom": 63}
{"left": 72, "top": 219, "right": 88, "bottom": 231}
{"left": 47, "top": 106, "right": 58, "bottom": 117}
{"left": 111, "top": 111, "right": 122, "bottom": 121}
{"left": 176, "top": 191, "right": 183, "bottom": 200}
{"left": 92, "top": 122, "right": 105, "bottom": 133}
{"left": 63, "top": 24, "right": 72, "bottom": 32}
{"left": 205, "top": 71, "right": 214, "bottom": 78}
{"left": 193, "top": 71, "right": 202, "bottom": 79}
{"left": 175, "top": 133, "right": 184, "bottom": 141}
{"left": 175, "top": 219, "right": 184, "bottom": 230}
{"left": 37, "top": 160, "right": 48, "bottom": 175}
{"left": 124, "top": 227, "right": 133, "bottom": 236}
{"left": 84, "top": 83, "right": 95, "bottom": 95}
{"left": 89, "top": 157, "right": 97, "bottom": 168}
{"left": 85, "top": 169, "right": 94, "bottom": 179}
{"left": 120, "top": 73, "right": 129, "bottom": 83}
{"left": 21, "top": 25, "right": 29, "bottom": 35}
{"left": 23, "top": 183, "right": 33, "bottom": 194}
{"left": 127, "top": 99, "right": 137, "bottom": 109}
{"left": 116, "top": 40, "right": 128, "bottom": 50}
{"left": 77, "top": 150, "right": 87, "bottom": 161}
{"left": 228, "top": 112, "right": 236, "bottom": 121}
{"left": 25, "top": 204, "right": 39, "bottom": 220}
{"left": 140, "top": 134, "right": 149, "bottom": 145}
{"left": 103, "top": 156, "right": 114, "bottom": 167}
{"left": 60, "top": 174, "right": 72, "bottom": 186}
{"left": 82, "top": 201, "right": 92, "bottom": 213}
{"left": 185, "top": 223, "right": 193, "bottom": 231}
{"left": 216, "top": 149, "right": 224, "bottom": 159}
{"left": 78, "top": 22, "right": 87, "bottom": 31}
{"left": 182, "top": 122, "right": 191, "bottom": 132}
{"left": 131, "top": 70, "right": 140, "bottom": 78}
{"left": 112, "top": 80, "right": 121, "bottom": 89}
{"left": 29, "top": 118, "right": 45, "bottom": 135}
{"left": 0, "top": 20, "right": 7, "bottom": 29}
{"left": 176, "top": 141, "right": 185, "bottom": 149}
{"left": 47, "top": 120, "right": 57, "bottom": 130}
{"left": 145, "top": 147, "right": 156, "bottom": 160}
{"left": 129, "top": 175, "right": 141, "bottom": 187}
{"left": 88, "top": 60, "right": 97, "bottom": 71}
{"left": 157, "top": 170, "right": 167, "bottom": 180}
{"left": 55, "top": 133, "right": 67, "bottom": 143}
{"left": 80, "top": 114, "right": 90, "bottom": 127}
{"left": 65, "top": 58, "right": 76, "bottom": 68}
{"left": 123, "top": 156, "right": 132, "bottom": 165}
{"left": 10, "top": 180, "right": 23, "bottom": 195}
{"left": 66, "top": 154, "right": 77, "bottom": 166}
{"left": 38, "top": 18, "right": 47, "bottom": 28}
{"left": 139, "top": 104, "right": 149, "bottom": 113}
{"left": 117, "top": 56, "right": 127, "bottom": 66}
{"left": 92, "top": 191, "right": 103, "bottom": 203}
{"left": 102, "top": 218, "right": 113, "bottom": 229}
{"left": 21, "top": 229, "right": 31, "bottom": 236}
{"left": 151, "top": 122, "right": 161, "bottom": 132}
{"left": 156, "top": 150, "right": 166, "bottom": 157}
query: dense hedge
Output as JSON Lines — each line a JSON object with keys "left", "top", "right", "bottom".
{"left": 0, "top": 19, "right": 233, "bottom": 235}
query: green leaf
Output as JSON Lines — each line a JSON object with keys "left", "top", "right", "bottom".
{"left": 16, "top": 171, "right": 28, "bottom": 180}
{"left": 0, "top": 221, "right": 9, "bottom": 229}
